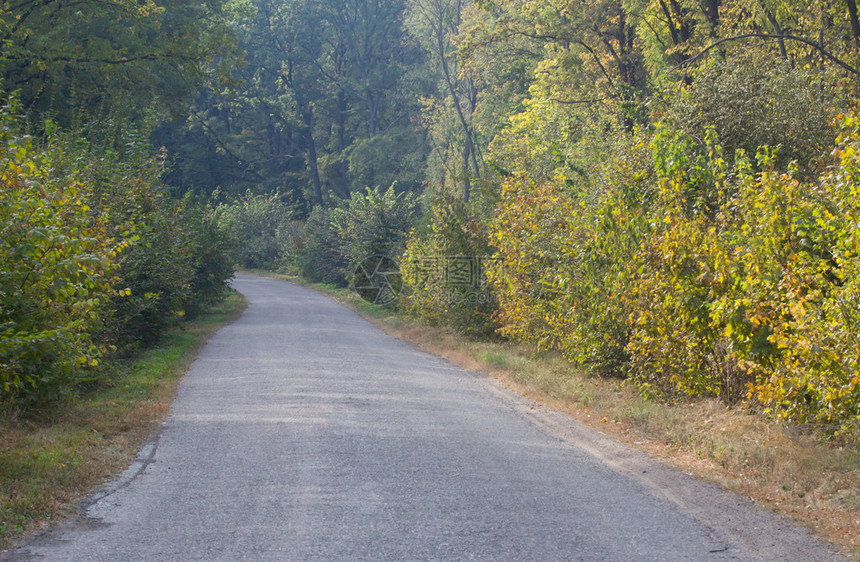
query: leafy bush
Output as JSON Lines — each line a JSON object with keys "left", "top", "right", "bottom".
{"left": 402, "top": 192, "right": 496, "bottom": 336}
{"left": 298, "top": 206, "right": 348, "bottom": 285}
{"left": 487, "top": 136, "right": 651, "bottom": 375}
{"left": 275, "top": 219, "right": 308, "bottom": 276}
{"left": 484, "top": 175, "right": 574, "bottom": 349}
{"left": 184, "top": 201, "right": 235, "bottom": 317}
{"left": 93, "top": 156, "right": 196, "bottom": 348}
{"left": 625, "top": 119, "right": 860, "bottom": 435}
{"left": 217, "top": 190, "right": 296, "bottom": 270}
{"left": 626, "top": 129, "right": 748, "bottom": 401}
{"left": 61, "top": 140, "right": 233, "bottom": 350}
{"left": 746, "top": 116, "right": 860, "bottom": 435}
{"left": 299, "top": 186, "right": 419, "bottom": 287}
{"left": 0, "top": 104, "right": 235, "bottom": 408}
{"left": 0, "top": 119, "right": 119, "bottom": 405}
{"left": 665, "top": 50, "right": 839, "bottom": 177}
{"left": 331, "top": 185, "right": 419, "bottom": 268}
{"left": 486, "top": 109, "right": 860, "bottom": 436}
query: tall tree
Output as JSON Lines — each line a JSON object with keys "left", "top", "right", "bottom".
{"left": 160, "top": 0, "right": 430, "bottom": 205}
{"left": 458, "top": 0, "right": 649, "bottom": 130}
{"left": 0, "top": 0, "right": 237, "bottom": 127}
{"left": 407, "top": 0, "right": 483, "bottom": 201}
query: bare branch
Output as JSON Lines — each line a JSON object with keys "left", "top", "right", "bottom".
{"left": 549, "top": 96, "right": 610, "bottom": 105}
{"left": 678, "top": 33, "right": 860, "bottom": 77}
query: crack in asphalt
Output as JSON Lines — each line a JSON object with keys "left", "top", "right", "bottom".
{"left": 0, "top": 430, "right": 164, "bottom": 561}
{"left": 82, "top": 429, "right": 163, "bottom": 512}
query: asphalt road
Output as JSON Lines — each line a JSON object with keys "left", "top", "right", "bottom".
{"left": 4, "top": 273, "right": 845, "bottom": 561}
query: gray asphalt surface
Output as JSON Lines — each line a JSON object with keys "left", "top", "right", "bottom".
{"left": 3, "top": 273, "right": 845, "bottom": 561}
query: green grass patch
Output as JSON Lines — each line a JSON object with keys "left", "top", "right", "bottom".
{"left": 0, "top": 291, "right": 246, "bottom": 550}
{"left": 478, "top": 350, "right": 513, "bottom": 368}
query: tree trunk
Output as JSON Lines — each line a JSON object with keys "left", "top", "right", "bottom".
{"left": 337, "top": 89, "right": 350, "bottom": 199}
{"left": 671, "top": 0, "right": 692, "bottom": 43}
{"left": 366, "top": 94, "right": 378, "bottom": 137}
{"left": 267, "top": 118, "right": 280, "bottom": 157}
{"left": 847, "top": 0, "right": 860, "bottom": 48}
{"left": 462, "top": 138, "right": 472, "bottom": 204}
{"left": 762, "top": 7, "right": 787, "bottom": 59}
{"left": 658, "top": 0, "right": 681, "bottom": 48}
{"left": 705, "top": 0, "right": 720, "bottom": 38}
{"left": 303, "top": 108, "right": 324, "bottom": 206}
{"left": 466, "top": 78, "right": 481, "bottom": 178}
{"left": 435, "top": 5, "right": 478, "bottom": 202}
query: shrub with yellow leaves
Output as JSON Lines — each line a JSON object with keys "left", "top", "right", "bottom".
{"left": 0, "top": 116, "right": 120, "bottom": 405}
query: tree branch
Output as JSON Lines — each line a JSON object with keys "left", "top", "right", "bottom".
{"left": 549, "top": 96, "right": 610, "bottom": 105}
{"left": 678, "top": 33, "right": 860, "bottom": 77}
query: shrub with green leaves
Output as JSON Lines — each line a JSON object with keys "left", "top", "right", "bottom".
{"left": 486, "top": 108, "right": 860, "bottom": 436}
{"left": 487, "top": 140, "right": 651, "bottom": 375}
{"left": 0, "top": 122, "right": 119, "bottom": 405}
{"left": 746, "top": 115, "right": 860, "bottom": 435}
{"left": 626, "top": 128, "right": 747, "bottom": 401}
{"left": 184, "top": 201, "right": 235, "bottom": 316}
{"left": 217, "top": 190, "right": 296, "bottom": 270}
{"left": 664, "top": 49, "right": 839, "bottom": 177}
{"left": 299, "top": 186, "right": 419, "bottom": 287}
{"left": 331, "top": 185, "right": 419, "bottom": 269}
{"left": 617, "top": 119, "right": 860, "bottom": 434}
{"left": 402, "top": 191, "right": 496, "bottom": 336}
{"left": 298, "top": 206, "right": 348, "bottom": 286}
{"left": 58, "top": 138, "right": 232, "bottom": 350}
{"left": 94, "top": 156, "right": 196, "bottom": 348}
{"left": 1, "top": 104, "right": 235, "bottom": 408}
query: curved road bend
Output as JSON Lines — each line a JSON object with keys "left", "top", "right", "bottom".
{"left": 3, "top": 273, "right": 844, "bottom": 561}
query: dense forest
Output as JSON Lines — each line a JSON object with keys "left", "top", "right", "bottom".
{"left": 3, "top": 0, "right": 860, "bottom": 437}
